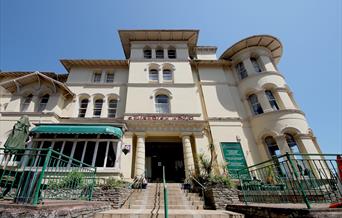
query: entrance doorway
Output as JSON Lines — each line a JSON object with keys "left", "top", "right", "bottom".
{"left": 145, "top": 141, "right": 185, "bottom": 182}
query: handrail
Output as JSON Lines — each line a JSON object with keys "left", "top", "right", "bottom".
{"left": 163, "top": 166, "right": 168, "bottom": 218}
{"left": 188, "top": 170, "right": 206, "bottom": 203}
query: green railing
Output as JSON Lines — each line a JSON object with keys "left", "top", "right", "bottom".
{"left": 237, "top": 153, "right": 342, "bottom": 209}
{"left": 0, "top": 147, "right": 96, "bottom": 205}
{"left": 163, "top": 166, "right": 168, "bottom": 218}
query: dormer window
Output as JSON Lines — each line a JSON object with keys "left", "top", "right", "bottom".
{"left": 168, "top": 46, "right": 176, "bottom": 59}
{"left": 93, "top": 72, "right": 102, "bottom": 83}
{"left": 156, "top": 47, "right": 164, "bottom": 59}
{"left": 143, "top": 46, "right": 152, "bottom": 59}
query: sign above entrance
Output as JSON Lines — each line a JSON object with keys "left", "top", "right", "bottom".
{"left": 127, "top": 115, "right": 194, "bottom": 121}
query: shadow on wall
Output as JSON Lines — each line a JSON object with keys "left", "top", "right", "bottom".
{"left": 215, "top": 85, "right": 237, "bottom": 114}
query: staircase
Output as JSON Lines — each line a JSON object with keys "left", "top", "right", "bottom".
{"left": 95, "top": 183, "right": 244, "bottom": 218}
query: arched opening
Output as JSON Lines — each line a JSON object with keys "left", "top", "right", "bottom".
{"left": 167, "top": 46, "right": 176, "bottom": 59}
{"left": 108, "top": 99, "right": 118, "bottom": 118}
{"left": 250, "top": 57, "right": 262, "bottom": 73}
{"left": 21, "top": 94, "right": 33, "bottom": 112}
{"left": 155, "top": 94, "right": 170, "bottom": 113}
{"left": 78, "top": 98, "right": 89, "bottom": 118}
{"left": 93, "top": 99, "right": 103, "bottom": 118}
{"left": 156, "top": 46, "right": 164, "bottom": 59}
{"left": 248, "top": 94, "right": 263, "bottom": 115}
{"left": 265, "top": 90, "right": 279, "bottom": 110}
{"left": 149, "top": 69, "right": 159, "bottom": 82}
{"left": 143, "top": 46, "right": 152, "bottom": 59}
{"left": 236, "top": 62, "right": 248, "bottom": 79}
{"left": 37, "top": 94, "right": 49, "bottom": 112}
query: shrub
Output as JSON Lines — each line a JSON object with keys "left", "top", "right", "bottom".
{"left": 48, "top": 171, "right": 84, "bottom": 189}
{"left": 100, "top": 177, "right": 127, "bottom": 190}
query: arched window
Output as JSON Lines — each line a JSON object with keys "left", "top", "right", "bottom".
{"left": 78, "top": 99, "right": 89, "bottom": 117}
{"left": 155, "top": 95, "right": 170, "bottom": 113}
{"left": 143, "top": 46, "right": 152, "bottom": 59}
{"left": 163, "top": 69, "right": 172, "bottom": 81}
{"left": 236, "top": 62, "right": 248, "bottom": 79}
{"left": 167, "top": 46, "right": 176, "bottom": 59}
{"left": 265, "top": 90, "right": 279, "bottom": 110}
{"left": 93, "top": 99, "right": 103, "bottom": 118}
{"left": 248, "top": 94, "right": 263, "bottom": 115}
{"left": 21, "top": 94, "right": 33, "bottom": 112}
{"left": 149, "top": 69, "right": 159, "bottom": 82}
{"left": 108, "top": 99, "right": 118, "bottom": 118}
{"left": 38, "top": 94, "right": 49, "bottom": 112}
{"left": 251, "top": 57, "right": 262, "bottom": 73}
{"left": 156, "top": 47, "right": 164, "bottom": 59}
{"left": 265, "top": 136, "right": 280, "bottom": 156}
{"left": 285, "top": 133, "right": 300, "bottom": 153}
{"left": 285, "top": 133, "right": 308, "bottom": 174}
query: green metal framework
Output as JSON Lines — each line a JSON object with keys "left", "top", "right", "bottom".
{"left": 0, "top": 147, "right": 96, "bottom": 205}
{"left": 238, "top": 153, "right": 342, "bottom": 209}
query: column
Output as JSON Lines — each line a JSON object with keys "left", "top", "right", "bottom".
{"left": 182, "top": 134, "right": 195, "bottom": 178}
{"left": 259, "top": 55, "right": 276, "bottom": 72}
{"left": 256, "top": 90, "right": 273, "bottom": 112}
{"left": 242, "top": 98, "right": 253, "bottom": 117}
{"left": 277, "top": 89, "right": 297, "bottom": 110}
{"left": 134, "top": 133, "right": 146, "bottom": 177}
{"left": 242, "top": 57, "right": 257, "bottom": 76}
{"left": 101, "top": 99, "right": 108, "bottom": 118}
{"left": 274, "top": 135, "right": 292, "bottom": 155}
{"left": 85, "top": 99, "right": 93, "bottom": 118}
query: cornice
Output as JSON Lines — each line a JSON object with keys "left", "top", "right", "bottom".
{"left": 248, "top": 109, "right": 306, "bottom": 122}
{"left": 200, "top": 81, "right": 237, "bottom": 87}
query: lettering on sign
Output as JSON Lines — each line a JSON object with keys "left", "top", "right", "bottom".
{"left": 127, "top": 115, "right": 194, "bottom": 121}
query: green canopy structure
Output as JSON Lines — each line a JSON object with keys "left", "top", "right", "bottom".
{"left": 3, "top": 115, "right": 30, "bottom": 153}
{"left": 31, "top": 124, "right": 123, "bottom": 138}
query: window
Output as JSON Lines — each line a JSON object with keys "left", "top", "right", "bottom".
{"left": 93, "top": 99, "right": 103, "bottom": 117}
{"left": 163, "top": 69, "right": 172, "bottom": 81}
{"left": 106, "top": 72, "right": 114, "bottom": 83}
{"left": 149, "top": 69, "right": 159, "bottom": 82}
{"left": 265, "top": 136, "right": 281, "bottom": 156}
{"left": 236, "top": 62, "right": 248, "bottom": 79}
{"left": 143, "top": 47, "right": 152, "bottom": 59}
{"left": 21, "top": 94, "right": 33, "bottom": 112}
{"left": 38, "top": 94, "right": 49, "bottom": 112}
{"left": 285, "top": 133, "right": 308, "bottom": 174}
{"left": 168, "top": 47, "right": 176, "bottom": 59}
{"left": 248, "top": 94, "right": 263, "bottom": 115}
{"left": 108, "top": 99, "right": 118, "bottom": 118}
{"left": 285, "top": 134, "right": 300, "bottom": 154}
{"left": 265, "top": 90, "right": 279, "bottom": 110}
{"left": 251, "top": 57, "right": 262, "bottom": 73}
{"left": 93, "top": 72, "right": 102, "bottom": 83}
{"left": 155, "top": 95, "right": 170, "bottom": 113}
{"left": 78, "top": 99, "right": 89, "bottom": 117}
{"left": 156, "top": 47, "right": 164, "bottom": 59}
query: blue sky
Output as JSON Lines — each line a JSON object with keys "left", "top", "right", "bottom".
{"left": 0, "top": 0, "right": 341, "bottom": 154}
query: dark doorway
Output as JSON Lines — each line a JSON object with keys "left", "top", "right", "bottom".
{"left": 145, "top": 141, "right": 185, "bottom": 182}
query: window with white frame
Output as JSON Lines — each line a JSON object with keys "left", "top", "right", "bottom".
{"left": 21, "top": 94, "right": 33, "bottom": 112}
{"left": 149, "top": 69, "right": 159, "bottom": 82}
{"left": 108, "top": 99, "right": 118, "bottom": 118}
{"left": 155, "top": 94, "right": 170, "bottom": 113}
{"left": 168, "top": 47, "right": 176, "bottom": 59}
{"left": 106, "top": 72, "right": 114, "bottom": 83}
{"left": 93, "top": 99, "right": 103, "bottom": 117}
{"left": 250, "top": 57, "right": 262, "bottom": 73}
{"left": 248, "top": 94, "right": 263, "bottom": 115}
{"left": 163, "top": 69, "right": 172, "bottom": 82}
{"left": 93, "top": 72, "right": 102, "bottom": 83}
{"left": 156, "top": 47, "right": 164, "bottom": 59}
{"left": 143, "top": 47, "right": 152, "bottom": 59}
{"left": 37, "top": 94, "right": 49, "bottom": 112}
{"left": 265, "top": 90, "right": 279, "bottom": 110}
{"left": 236, "top": 62, "right": 248, "bottom": 79}
{"left": 78, "top": 99, "right": 89, "bottom": 117}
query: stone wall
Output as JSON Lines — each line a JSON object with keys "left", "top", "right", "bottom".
{"left": 92, "top": 187, "right": 133, "bottom": 209}
{"left": 204, "top": 187, "right": 241, "bottom": 209}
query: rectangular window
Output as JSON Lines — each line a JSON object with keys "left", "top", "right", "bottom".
{"left": 168, "top": 49, "right": 176, "bottom": 59}
{"left": 163, "top": 70, "right": 172, "bottom": 81}
{"left": 156, "top": 49, "right": 164, "bottom": 59}
{"left": 93, "top": 72, "right": 102, "bottom": 83}
{"left": 106, "top": 72, "right": 114, "bottom": 83}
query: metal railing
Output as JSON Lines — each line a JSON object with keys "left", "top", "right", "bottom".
{"left": 0, "top": 147, "right": 96, "bottom": 205}
{"left": 237, "top": 153, "right": 342, "bottom": 209}
{"left": 163, "top": 166, "right": 168, "bottom": 218}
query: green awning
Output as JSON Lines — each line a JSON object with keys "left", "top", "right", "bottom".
{"left": 31, "top": 125, "right": 123, "bottom": 138}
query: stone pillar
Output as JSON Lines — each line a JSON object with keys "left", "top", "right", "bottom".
{"left": 182, "top": 134, "right": 195, "bottom": 178}
{"left": 256, "top": 90, "right": 273, "bottom": 113}
{"left": 101, "top": 99, "right": 108, "bottom": 118}
{"left": 277, "top": 89, "right": 297, "bottom": 110}
{"left": 85, "top": 99, "right": 93, "bottom": 118}
{"left": 274, "top": 135, "right": 292, "bottom": 155}
{"left": 242, "top": 98, "right": 253, "bottom": 117}
{"left": 259, "top": 55, "right": 276, "bottom": 72}
{"left": 134, "top": 133, "right": 146, "bottom": 177}
{"left": 242, "top": 57, "right": 257, "bottom": 76}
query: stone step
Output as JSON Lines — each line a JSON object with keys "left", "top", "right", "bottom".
{"left": 127, "top": 204, "right": 197, "bottom": 210}
{"left": 95, "top": 209, "right": 244, "bottom": 218}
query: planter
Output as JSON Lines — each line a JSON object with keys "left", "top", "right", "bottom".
{"left": 204, "top": 187, "right": 241, "bottom": 210}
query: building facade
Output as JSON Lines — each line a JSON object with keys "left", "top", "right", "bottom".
{"left": 0, "top": 30, "right": 322, "bottom": 181}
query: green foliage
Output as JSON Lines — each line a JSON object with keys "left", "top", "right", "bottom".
{"left": 100, "top": 177, "right": 128, "bottom": 190}
{"left": 207, "top": 175, "right": 235, "bottom": 188}
{"left": 48, "top": 171, "right": 84, "bottom": 189}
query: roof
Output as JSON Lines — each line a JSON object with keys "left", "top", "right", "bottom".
{"left": 118, "top": 29, "right": 199, "bottom": 58}
{"left": 60, "top": 59, "right": 129, "bottom": 72}
{"left": 219, "top": 35, "right": 283, "bottom": 64}
{"left": 0, "top": 72, "right": 74, "bottom": 97}
{"left": 0, "top": 71, "right": 68, "bottom": 82}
